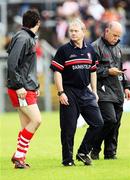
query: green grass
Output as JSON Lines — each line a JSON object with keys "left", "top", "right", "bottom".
{"left": 1, "top": 111, "right": 130, "bottom": 180}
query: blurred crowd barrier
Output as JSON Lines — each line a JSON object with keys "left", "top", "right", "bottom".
{"left": 0, "top": 40, "right": 130, "bottom": 113}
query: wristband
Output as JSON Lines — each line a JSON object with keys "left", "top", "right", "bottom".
{"left": 57, "top": 91, "right": 64, "bottom": 96}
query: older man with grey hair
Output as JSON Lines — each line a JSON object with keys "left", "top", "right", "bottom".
{"left": 91, "top": 21, "right": 130, "bottom": 160}
{"left": 50, "top": 18, "right": 104, "bottom": 166}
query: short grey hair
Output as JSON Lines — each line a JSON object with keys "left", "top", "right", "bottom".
{"left": 69, "top": 18, "right": 86, "bottom": 31}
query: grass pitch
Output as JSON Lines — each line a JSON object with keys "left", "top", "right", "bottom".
{"left": 1, "top": 111, "right": 130, "bottom": 180}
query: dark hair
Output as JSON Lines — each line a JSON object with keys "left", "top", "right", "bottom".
{"left": 22, "top": 9, "right": 40, "bottom": 28}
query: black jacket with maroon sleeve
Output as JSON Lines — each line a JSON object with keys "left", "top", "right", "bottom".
{"left": 7, "top": 27, "right": 39, "bottom": 90}
{"left": 92, "top": 37, "right": 130, "bottom": 103}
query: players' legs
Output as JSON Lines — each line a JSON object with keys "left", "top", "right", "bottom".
{"left": 78, "top": 100, "right": 103, "bottom": 155}
{"left": 104, "top": 103, "right": 123, "bottom": 158}
{"left": 12, "top": 104, "right": 42, "bottom": 168}
{"left": 19, "top": 104, "right": 42, "bottom": 133}
{"left": 18, "top": 109, "right": 30, "bottom": 130}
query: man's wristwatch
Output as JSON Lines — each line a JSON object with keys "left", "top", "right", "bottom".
{"left": 57, "top": 91, "right": 64, "bottom": 96}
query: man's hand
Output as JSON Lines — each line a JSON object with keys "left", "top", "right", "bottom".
{"left": 108, "top": 67, "right": 123, "bottom": 76}
{"left": 59, "top": 93, "right": 69, "bottom": 105}
{"left": 16, "top": 88, "right": 27, "bottom": 99}
{"left": 125, "top": 89, "right": 130, "bottom": 100}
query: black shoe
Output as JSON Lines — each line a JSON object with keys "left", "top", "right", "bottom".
{"left": 90, "top": 151, "right": 99, "bottom": 160}
{"left": 63, "top": 161, "right": 75, "bottom": 166}
{"left": 76, "top": 153, "right": 92, "bottom": 165}
{"left": 104, "top": 155, "right": 117, "bottom": 160}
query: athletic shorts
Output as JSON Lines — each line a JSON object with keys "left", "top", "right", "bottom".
{"left": 7, "top": 88, "right": 38, "bottom": 107}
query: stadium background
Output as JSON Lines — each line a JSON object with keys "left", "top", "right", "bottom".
{"left": 0, "top": 0, "right": 130, "bottom": 113}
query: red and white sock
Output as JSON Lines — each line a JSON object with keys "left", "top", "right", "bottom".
{"left": 16, "top": 130, "right": 29, "bottom": 158}
{"left": 15, "top": 128, "right": 34, "bottom": 158}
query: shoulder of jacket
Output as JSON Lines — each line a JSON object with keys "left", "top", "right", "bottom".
{"left": 92, "top": 38, "right": 103, "bottom": 53}
{"left": 92, "top": 38, "right": 104, "bottom": 50}
{"left": 18, "top": 30, "right": 32, "bottom": 41}
{"left": 58, "top": 42, "right": 69, "bottom": 52}
{"left": 92, "top": 37, "right": 102, "bottom": 45}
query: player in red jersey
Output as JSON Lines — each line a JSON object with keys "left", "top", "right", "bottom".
{"left": 7, "top": 9, "right": 41, "bottom": 169}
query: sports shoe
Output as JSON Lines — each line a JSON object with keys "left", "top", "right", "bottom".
{"left": 104, "top": 155, "right": 117, "bottom": 160}
{"left": 63, "top": 161, "right": 75, "bottom": 166}
{"left": 11, "top": 154, "right": 30, "bottom": 169}
{"left": 90, "top": 151, "right": 99, "bottom": 160}
{"left": 76, "top": 153, "right": 92, "bottom": 165}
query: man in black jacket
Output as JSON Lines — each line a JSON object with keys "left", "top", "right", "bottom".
{"left": 91, "top": 21, "right": 130, "bottom": 160}
{"left": 50, "top": 19, "right": 103, "bottom": 166}
{"left": 7, "top": 9, "right": 41, "bottom": 169}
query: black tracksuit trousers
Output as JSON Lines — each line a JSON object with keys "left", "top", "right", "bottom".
{"left": 60, "top": 87, "right": 104, "bottom": 164}
{"left": 92, "top": 101, "right": 123, "bottom": 157}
